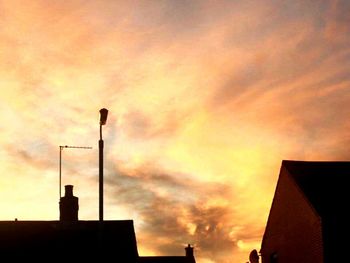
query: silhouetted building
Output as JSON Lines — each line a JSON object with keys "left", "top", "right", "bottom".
{"left": 260, "top": 160, "right": 350, "bottom": 263}
{"left": 0, "top": 185, "right": 196, "bottom": 263}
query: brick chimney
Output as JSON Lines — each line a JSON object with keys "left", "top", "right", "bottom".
{"left": 185, "top": 244, "right": 196, "bottom": 263}
{"left": 59, "top": 185, "right": 79, "bottom": 221}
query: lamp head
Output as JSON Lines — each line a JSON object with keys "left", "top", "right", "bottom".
{"left": 99, "top": 108, "right": 108, "bottom": 125}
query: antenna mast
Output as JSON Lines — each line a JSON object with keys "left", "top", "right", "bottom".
{"left": 59, "top": 145, "right": 92, "bottom": 199}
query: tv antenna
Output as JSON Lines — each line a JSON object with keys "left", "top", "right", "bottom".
{"left": 59, "top": 145, "right": 92, "bottom": 199}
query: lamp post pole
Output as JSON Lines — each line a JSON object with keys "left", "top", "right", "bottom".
{"left": 99, "top": 126, "right": 103, "bottom": 222}
{"left": 99, "top": 108, "right": 108, "bottom": 222}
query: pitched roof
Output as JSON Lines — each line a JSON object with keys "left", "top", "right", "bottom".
{"left": 282, "top": 160, "right": 350, "bottom": 218}
{"left": 0, "top": 220, "right": 139, "bottom": 261}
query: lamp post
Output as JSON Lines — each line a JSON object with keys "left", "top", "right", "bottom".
{"left": 99, "top": 108, "right": 108, "bottom": 222}
{"left": 59, "top": 145, "right": 92, "bottom": 199}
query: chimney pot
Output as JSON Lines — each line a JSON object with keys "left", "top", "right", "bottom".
{"left": 59, "top": 185, "right": 79, "bottom": 221}
{"left": 65, "top": 185, "right": 74, "bottom": 197}
{"left": 185, "top": 244, "right": 195, "bottom": 261}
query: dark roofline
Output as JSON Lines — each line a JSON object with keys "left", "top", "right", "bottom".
{"left": 282, "top": 159, "right": 350, "bottom": 171}
{"left": 0, "top": 219, "right": 134, "bottom": 223}
{"left": 260, "top": 159, "right": 350, "bottom": 253}
{"left": 282, "top": 159, "right": 350, "bottom": 163}
{"left": 0, "top": 219, "right": 139, "bottom": 260}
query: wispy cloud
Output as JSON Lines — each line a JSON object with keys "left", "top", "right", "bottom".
{"left": 105, "top": 165, "right": 240, "bottom": 262}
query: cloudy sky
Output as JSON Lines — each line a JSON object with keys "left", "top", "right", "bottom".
{"left": 0, "top": 0, "right": 350, "bottom": 262}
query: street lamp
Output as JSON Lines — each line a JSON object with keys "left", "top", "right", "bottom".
{"left": 99, "top": 108, "right": 108, "bottom": 221}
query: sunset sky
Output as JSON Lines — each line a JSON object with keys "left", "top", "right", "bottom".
{"left": 1, "top": 1, "right": 350, "bottom": 262}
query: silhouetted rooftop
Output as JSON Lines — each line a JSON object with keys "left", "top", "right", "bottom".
{"left": 261, "top": 160, "right": 350, "bottom": 262}
{"left": 0, "top": 183, "right": 196, "bottom": 263}
{"left": 282, "top": 160, "right": 350, "bottom": 218}
{"left": 0, "top": 220, "right": 138, "bottom": 261}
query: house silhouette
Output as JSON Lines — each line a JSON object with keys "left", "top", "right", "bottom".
{"left": 0, "top": 185, "right": 196, "bottom": 262}
{"left": 260, "top": 160, "right": 350, "bottom": 263}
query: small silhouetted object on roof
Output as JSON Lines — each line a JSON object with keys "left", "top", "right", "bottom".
{"left": 249, "top": 249, "right": 259, "bottom": 263}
